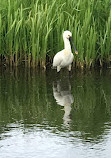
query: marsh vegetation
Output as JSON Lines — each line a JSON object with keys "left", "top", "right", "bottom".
{"left": 0, "top": 0, "right": 111, "bottom": 68}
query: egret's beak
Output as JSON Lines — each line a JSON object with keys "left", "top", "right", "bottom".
{"left": 69, "top": 37, "right": 78, "bottom": 55}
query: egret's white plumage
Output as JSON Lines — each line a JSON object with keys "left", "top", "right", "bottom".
{"left": 53, "top": 30, "right": 74, "bottom": 72}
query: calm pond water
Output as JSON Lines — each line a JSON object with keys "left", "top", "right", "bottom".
{"left": 0, "top": 68, "right": 111, "bottom": 158}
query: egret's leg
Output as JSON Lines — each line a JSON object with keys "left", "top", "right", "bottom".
{"left": 57, "top": 66, "right": 61, "bottom": 72}
{"left": 68, "top": 64, "right": 71, "bottom": 71}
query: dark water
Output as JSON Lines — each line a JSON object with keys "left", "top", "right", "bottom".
{"left": 0, "top": 68, "right": 111, "bottom": 158}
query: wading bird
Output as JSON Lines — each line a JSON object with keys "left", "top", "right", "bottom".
{"left": 53, "top": 30, "right": 78, "bottom": 72}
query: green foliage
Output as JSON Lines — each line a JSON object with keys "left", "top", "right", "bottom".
{"left": 0, "top": 0, "right": 111, "bottom": 68}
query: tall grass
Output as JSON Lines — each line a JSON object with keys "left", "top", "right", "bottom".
{"left": 0, "top": 0, "right": 111, "bottom": 68}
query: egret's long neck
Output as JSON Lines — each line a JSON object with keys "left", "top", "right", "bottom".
{"left": 64, "top": 38, "right": 71, "bottom": 52}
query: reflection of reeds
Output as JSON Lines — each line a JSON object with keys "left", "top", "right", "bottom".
{"left": 0, "top": 70, "right": 48, "bottom": 123}
{"left": 0, "top": 70, "right": 111, "bottom": 139}
{"left": 66, "top": 71, "right": 111, "bottom": 141}
{"left": 0, "top": 0, "right": 111, "bottom": 68}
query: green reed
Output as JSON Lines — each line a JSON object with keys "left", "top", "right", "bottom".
{"left": 0, "top": 0, "right": 111, "bottom": 68}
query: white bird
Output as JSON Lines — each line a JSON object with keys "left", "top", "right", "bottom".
{"left": 53, "top": 30, "right": 78, "bottom": 72}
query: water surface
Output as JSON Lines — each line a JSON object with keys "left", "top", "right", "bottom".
{"left": 0, "top": 68, "right": 111, "bottom": 158}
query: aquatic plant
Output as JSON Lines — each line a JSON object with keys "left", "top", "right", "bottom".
{"left": 0, "top": 0, "right": 111, "bottom": 68}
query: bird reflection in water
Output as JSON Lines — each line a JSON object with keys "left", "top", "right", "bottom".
{"left": 53, "top": 78, "right": 74, "bottom": 127}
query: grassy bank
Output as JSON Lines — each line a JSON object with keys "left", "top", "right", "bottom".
{"left": 0, "top": 0, "right": 111, "bottom": 68}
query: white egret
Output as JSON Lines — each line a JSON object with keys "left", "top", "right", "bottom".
{"left": 53, "top": 30, "right": 78, "bottom": 72}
